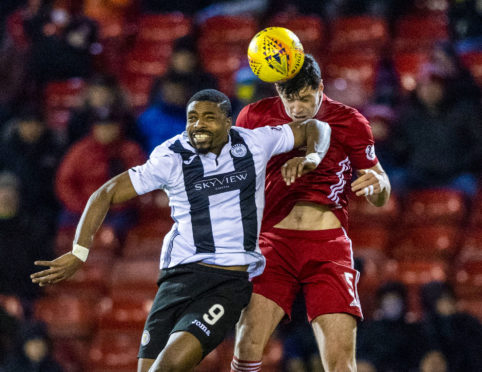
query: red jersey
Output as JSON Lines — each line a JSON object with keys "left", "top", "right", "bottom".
{"left": 236, "top": 94, "right": 378, "bottom": 230}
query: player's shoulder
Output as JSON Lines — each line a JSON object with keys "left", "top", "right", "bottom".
{"left": 237, "top": 96, "right": 282, "bottom": 128}
{"left": 320, "top": 95, "right": 369, "bottom": 127}
{"left": 149, "top": 133, "right": 185, "bottom": 158}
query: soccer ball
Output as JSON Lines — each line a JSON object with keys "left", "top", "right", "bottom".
{"left": 247, "top": 27, "right": 305, "bottom": 83}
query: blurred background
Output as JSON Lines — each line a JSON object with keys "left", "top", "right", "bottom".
{"left": 0, "top": 0, "right": 481, "bottom": 371}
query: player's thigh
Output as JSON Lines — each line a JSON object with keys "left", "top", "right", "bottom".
{"left": 234, "top": 293, "right": 285, "bottom": 357}
{"left": 311, "top": 313, "right": 357, "bottom": 360}
{"left": 172, "top": 273, "right": 252, "bottom": 358}
{"left": 148, "top": 331, "right": 203, "bottom": 372}
{"left": 138, "top": 358, "right": 155, "bottom": 372}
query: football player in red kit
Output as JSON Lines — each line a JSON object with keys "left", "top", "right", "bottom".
{"left": 231, "top": 54, "right": 391, "bottom": 372}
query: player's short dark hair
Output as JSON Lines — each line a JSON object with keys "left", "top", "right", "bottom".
{"left": 276, "top": 54, "right": 322, "bottom": 98}
{"left": 187, "top": 89, "right": 232, "bottom": 118}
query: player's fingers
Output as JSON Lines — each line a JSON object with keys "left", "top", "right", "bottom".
{"left": 351, "top": 179, "right": 374, "bottom": 192}
{"left": 297, "top": 161, "right": 304, "bottom": 178}
{"left": 34, "top": 260, "right": 58, "bottom": 267}
{"left": 281, "top": 163, "right": 288, "bottom": 180}
{"left": 30, "top": 266, "right": 62, "bottom": 280}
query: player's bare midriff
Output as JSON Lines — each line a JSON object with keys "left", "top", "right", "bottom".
{"left": 274, "top": 201, "right": 341, "bottom": 230}
{"left": 199, "top": 263, "right": 249, "bottom": 272}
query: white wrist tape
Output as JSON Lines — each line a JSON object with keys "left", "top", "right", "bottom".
{"left": 305, "top": 152, "right": 322, "bottom": 166}
{"left": 72, "top": 244, "right": 89, "bottom": 262}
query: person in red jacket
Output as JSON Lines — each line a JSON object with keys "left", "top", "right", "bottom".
{"left": 55, "top": 110, "right": 146, "bottom": 239}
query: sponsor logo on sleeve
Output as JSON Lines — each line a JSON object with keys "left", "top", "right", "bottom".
{"left": 365, "top": 145, "right": 376, "bottom": 161}
{"left": 141, "top": 330, "right": 150, "bottom": 346}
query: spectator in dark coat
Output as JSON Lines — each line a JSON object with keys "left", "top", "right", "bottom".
{"left": 2, "top": 321, "right": 63, "bottom": 372}
{"left": 419, "top": 281, "right": 482, "bottom": 372}
{"left": 391, "top": 63, "right": 482, "bottom": 196}
{"left": 357, "top": 281, "right": 425, "bottom": 372}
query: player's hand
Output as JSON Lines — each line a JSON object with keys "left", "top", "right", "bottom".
{"left": 30, "top": 252, "right": 83, "bottom": 287}
{"left": 281, "top": 155, "right": 319, "bottom": 186}
{"left": 351, "top": 169, "right": 388, "bottom": 197}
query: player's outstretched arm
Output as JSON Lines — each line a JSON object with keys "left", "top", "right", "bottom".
{"left": 282, "top": 119, "right": 331, "bottom": 185}
{"left": 31, "top": 171, "right": 138, "bottom": 286}
{"left": 351, "top": 163, "right": 391, "bottom": 207}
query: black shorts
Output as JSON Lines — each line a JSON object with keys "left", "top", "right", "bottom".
{"left": 138, "top": 263, "right": 252, "bottom": 359}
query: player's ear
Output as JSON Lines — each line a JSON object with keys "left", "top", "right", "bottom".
{"left": 319, "top": 80, "right": 324, "bottom": 93}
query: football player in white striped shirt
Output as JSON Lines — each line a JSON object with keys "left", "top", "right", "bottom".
{"left": 31, "top": 89, "right": 331, "bottom": 372}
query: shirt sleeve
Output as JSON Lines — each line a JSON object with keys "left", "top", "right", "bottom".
{"left": 236, "top": 105, "right": 252, "bottom": 128}
{"left": 128, "top": 145, "right": 177, "bottom": 195}
{"left": 253, "top": 124, "right": 295, "bottom": 159}
{"left": 345, "top": 113, "right": 379, "bottom": 170}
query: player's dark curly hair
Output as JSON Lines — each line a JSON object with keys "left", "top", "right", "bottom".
{"left": 276, "top": 54, "right": 322, "bottom": 98}
{"left": 187, "top": 89, "right": 232, "bottom": 117}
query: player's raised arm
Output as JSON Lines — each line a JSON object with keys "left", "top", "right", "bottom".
{"left": 282, "top": 119, "right": 331, "bottom": 185}
{"left": 31, "top": 171, "right": 138, "bottom": 286}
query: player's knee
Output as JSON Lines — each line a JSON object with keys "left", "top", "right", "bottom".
{"left": 150, "top": 353, "right": 194, "bottom": 372}
{"left": 323, "top": 345, "right": 356, "bottom": 372}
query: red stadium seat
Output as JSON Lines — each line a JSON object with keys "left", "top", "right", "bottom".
{"left": 330, "top": 16, "right": 389, "bottom": 53}
{"left": 88, "top": 329, "right": 140, "bottom": 372}
{"left": 394, "top": 15, "right": 449, "bottom": 52}
{"left": 55, "top": 226, "right": 120, "bottom": 260}
{"left": 393, "top": 51, "right": 431, "bottom": 92}
{"left": 323, "top": 52, "right": 379, "bottom": 103}
{"left": 52, "top": 337, "right": 90, "bottom": 372}
{"left": 391, "top": 225, "right": 460, "bottom": 261}
{"left": 195, "top": 337, "right": 234, "bottom": 371}
{"left": 454, "top": 261, "right": 482, "bottom": 299}
{"left": 109, "top": 259, "right": 159, "bottom": 301}
{"left": 348, "top": 192, "right": 400, "bottom": 227}
{"left": 468, "top": 191, "right": 482, "bottom": 227}
{"left": 34, "top": 295, "right": 97, "bottom": 338}
{"left": 403, "top": 189, "right": 467, "bottom": 226}
{"left": 123, "top": 43, "right": 171, "bottom": 77}
{"left": 349, "top": 226, "right": 391, "bottom": 253}
{"left": 460, "top": 51, "right": 482, "bottom": 88}
{"left": 268, "top": 14, "right": 325, "bottom": 57}
{"left": 6, "top": 11, "right": 30, "bottom": 48}
{"left": 456, "top": 229, "right": 482, "bottom": 264}
{"left": 44, "top": 79, "right": 86, "bottom": 131}
{"left": 97, "top": 297, "right": 152, "bottom": 331}
{"left": 199, "top": 16, "right": 258, "bottom": 53}
{"left": 122, "top": 221, "right": 172, "bottom": 259}
{"left": 137, "top": 13, "right": 192, "bottom": 43}
{"left": 44, "top": 257, "right": 112, "bottom": 299}
{"left": 137, "top": 189, "right": 171, "bottom": 223}
{"left": 387, "top": 260, "right": 449, "bottom": 318}
{"left": 200, "top": 49, "right": 244, "bottom": 97}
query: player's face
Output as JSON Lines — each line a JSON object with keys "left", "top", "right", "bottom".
{"left": 186, "top": 101, "right": 232, "bottom": 155}
{"left": 277, "top": 83, "right": 324, "bottom": 121}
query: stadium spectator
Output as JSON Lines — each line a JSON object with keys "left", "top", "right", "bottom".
{"left": 232, "top": 54, "right": 390, "bottom": 372}
{"left": 0, "top": 107, "right": 63, "bottom": 229}
{"left": 166, "top": 35, "right": 219, "bottom": 92}
{"left": 137, "top": 73, "right": 196, "bottom": 153}
{"left": 419, "top": 281, "right": 482, "bottom": 372}
{"left": 0, "top": 172, "right": 54, "bottom": 301}
{"left": 56, "top": 110, "right": 145, "bottom": 240}
{"left": 357, "top": 281, "right": 424, "bottom": 372}
{"left": 25, "top": 6, "right": 98, "bottom": 87}
{"left": 2, "top": 321, "right": 63, "bottom": 372}
{"left": 430, "top": 41, "right": 481, "bottom": 105}
{"left": 419, "top": 350, "right": 448, "bottom": 372}
{"left": 391, "top": 63, "right": 482, "bottom": 196}
{"left": 67, "top": 74, "right": 139, "bottom": 146}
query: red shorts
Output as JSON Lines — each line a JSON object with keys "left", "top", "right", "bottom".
{"left": 252, "top": 227, "right": 362, "bottom": 321}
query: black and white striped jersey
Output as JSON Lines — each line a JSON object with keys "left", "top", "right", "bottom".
{"left": 128, "top": 124, "right": 294, "bottom": 278}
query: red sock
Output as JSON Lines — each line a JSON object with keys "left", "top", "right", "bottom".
{"left": 230, "top": 356, "right": 262, "bottom": 372}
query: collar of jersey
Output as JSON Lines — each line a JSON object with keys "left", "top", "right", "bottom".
{"left": 180, "top": 131, "right": 233, "bottom": 159}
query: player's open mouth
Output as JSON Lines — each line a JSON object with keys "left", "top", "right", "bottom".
{"left": 192, "top": 132, "right": 212, "bottom": 142}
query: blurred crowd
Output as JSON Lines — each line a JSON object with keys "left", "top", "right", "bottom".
{"left": 0, "top": 0, "right": 481, "bottom": 371}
